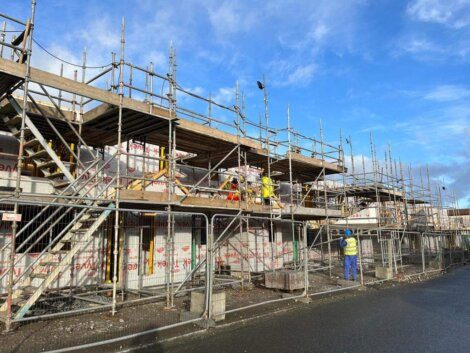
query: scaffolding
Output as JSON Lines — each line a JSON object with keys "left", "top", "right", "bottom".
{"left": 0, "top": 3, "right": 467, "bottom": 343}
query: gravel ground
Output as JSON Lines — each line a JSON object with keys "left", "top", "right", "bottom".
{"left": 155, "top": 266, "right": 469, "bottom": 353}
{"left": 0, "top": 265, "right": 445, "bottom": 353}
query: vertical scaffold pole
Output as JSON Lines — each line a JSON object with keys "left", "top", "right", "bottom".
{"left": 287, "top": 106, "right": 297, "bottom": 267}
{"left": 6, "top": 0, "right": 36, "bottom": 332}
{"left": 420, "top": 233, "right": 426, "bottom": 273}
{"left": 205, "top": 218, "right": 214, "bottom": 320}
{"left": 112, "top": 18, "right": 125, "bottom": 316}
{"left": 357, "top": 233, "right": 364, "bottom": 285}
{"left": 165, "top": 43, "right": 177, "bottom": 309}
{"left": 320, "top": 120, "right": 332, "bottom": 277}
{"left": 260, "top": 76, "right": 276, "bottom": 272}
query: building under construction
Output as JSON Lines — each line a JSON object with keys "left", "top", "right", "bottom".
{"left": 0, "top": 2, "right": 468, "bottom": 341}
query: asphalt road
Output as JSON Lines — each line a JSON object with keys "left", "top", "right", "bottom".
{"left": 153, "top": 266, "right": 470, "bottom": 353}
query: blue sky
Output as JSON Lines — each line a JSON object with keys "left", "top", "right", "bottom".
{"left": 5, "top": 0, "right": 470, "bottom": 206}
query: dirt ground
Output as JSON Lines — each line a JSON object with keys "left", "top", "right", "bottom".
{"left": 0, "top": 266, "right": 444, "bottom": 353}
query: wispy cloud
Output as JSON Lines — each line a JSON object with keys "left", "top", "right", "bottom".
{"left": 391, "top": 35, "right": 470, "bottom": 63}
{"left": 212, "top": 87, "right": 235, "bottom": 105}
{"left": 395, "top": 37, "right": 443, "bottom": 55}
{"left": 407, "top": 0, "right": 470, "bottom": 29}
{"left": 72, "top": 17, "right": 120, "bottom": 51}
{"left": 207, "top": 1, "right": 258, "bottom": 38}
{"left": 423, "top": 85, "right": 470, "bottom": 102}
{"left": 270, "top": 61, "right": 317, "bottom": 87}
{"left": 395, "top": 1, "right": 470, "bottom": 62}
{"left": 424, "top": 158, "right": 470, "bottom": 206}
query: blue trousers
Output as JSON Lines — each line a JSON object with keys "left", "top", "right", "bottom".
{"left": 344, "top": 255, "right": 358, "bottom": 281}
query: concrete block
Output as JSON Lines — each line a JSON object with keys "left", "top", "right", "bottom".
{"left": 265, "top": 270, "right": 305, "bottom": 291}
{"left": 375, "top": 266, "right": 393, "bottom": 279}
{"left": 285, "top": 270, "right": 305, "bottom": 291}
{"left": 265, "top": 270, "right": 286, "bottom": 289}
{"left": 190, "top": 290, "right": 226, "bottom": 322}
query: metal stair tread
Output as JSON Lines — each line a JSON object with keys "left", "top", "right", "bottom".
{"left": 70, "top": 228, "right": 87, "bottom": 233}
{"left": 18, "top": 285, "right": 38, "bottom": 295}
{"left": 30, "top": 273, "right": 49, "bottom": 279}
{"left": 13, "top": 128, "right": 32, "bottom": 138}
{"left": 46, "top": 171, "right": 65, "bottom": 179}
{"left": 37, "top": 160, "right": 58, "bottom": 169}
{"left": 60, "top": 237, "right": 86, "bottom": 242}
{"left": 24, "top": 138, "right": 40, "bottom": 148}
{"left": 39, "top": 260, "right": 60, "bottom": 266}
{"left": 28, "top": 149, "right": 49, "bottom": 159}
{"left": 81, "top": 215, "right": 100, "bottom": 222}
{"left": 54, "top": 181, "right": 71, "bottom": 188}
{"left": 5, "top": 115, "right": 22, "bottom": 127}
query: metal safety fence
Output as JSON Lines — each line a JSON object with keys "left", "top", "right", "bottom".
{"left": 0, "top": 201, "right": 468, "bottom": 352}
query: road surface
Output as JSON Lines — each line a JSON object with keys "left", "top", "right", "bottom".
{"left": 152, "top": 266, "right": 470, "bottom": 353}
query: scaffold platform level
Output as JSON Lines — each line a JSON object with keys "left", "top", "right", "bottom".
{"left": 334, "top": 184, "right": 426, "bottom": 204}
{"left": 0, "top": 57, "right": 345, "bottom": 181}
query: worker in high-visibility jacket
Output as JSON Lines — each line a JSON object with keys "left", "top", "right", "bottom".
{"left": 226, "top": 177, "right": 240, "bottom": 201}
{"left": 339, "top": 229, "right": 358, "bottom": 281}
{"left": 261, "top": 174, "right": 274, "bottom": 205}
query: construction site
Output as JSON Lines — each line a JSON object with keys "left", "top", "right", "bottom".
{"left": 0, "top": 2, "right": 469, "bottom": 351}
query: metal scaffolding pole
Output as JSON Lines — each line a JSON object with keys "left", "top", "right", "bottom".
{"left": 287, "top": 106, "right": 297, "bottom": 268}
{"left": 165, "top": 43, "right": 177, "bottom": 309}
{"left": 111, "top": 18, "right": 125, "bottom": 316}
{"left": 5, "top": 1, "right": 36, "bottom": 331}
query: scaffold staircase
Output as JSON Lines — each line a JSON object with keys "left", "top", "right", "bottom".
{"left": 0, "top": 205, "right": 113, "bottom": 320}
{"left": 0, "top": 94, "right": 115, "bottom": 321}
{"left": 1, "top": 95, "right": 97, "bottom": 196}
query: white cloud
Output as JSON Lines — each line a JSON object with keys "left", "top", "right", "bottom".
{"left": 186, "top": 86, "right": 206, "bottom": 97}
{"left": 399, "top": 37, "right": 442, "bottom": 54}
{"left": 207, "top": 1, "right": 257, "bottom": 38}
{"left": 31, "top": 42, "right": 82, "bottom": 79}
{"left": 344, "top": 154, "right": 375, "bottom": 174}
{"left": 212, "top": 87, "right": 235, "bottom": 105}
{"left": 407, "top": 0, "right": 470, "bottom": 29}
{"left": 425, "top": 158, "right": 470, "bottom": 207}
{"left": 390, "top": 105, "right": 470, "bottom": 149}
{"left": 309, "top": 23, "right": 330, "bottom": 42}
{"left": 397, "top": 1, "right": 470, "bottom": 62}
{"left": 269, "top": 60, "right": 317, "bottom": 87}
{"left": 285, "top": 64, "right": 316, "bottom": 87}
{"left": 140, "top": 50, "right": 167, "bottom": 71}
{"left": 73, "top": 18, "right": 120, "bottom": 51}
{"left": 392, "top": 35, "right": 470, "bottom": 62}
{"left": 423, "top": 85, "right": 470, "bottom": 102}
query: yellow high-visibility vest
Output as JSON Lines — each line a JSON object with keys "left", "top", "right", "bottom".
{"left": 261, "top": 176, "right": 274, "bottom": 198}
{"left": 344, "top": 237, "right": 357, "bottom": 256}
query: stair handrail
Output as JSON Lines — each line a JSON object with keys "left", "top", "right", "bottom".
{"left": 0, "top": 151, "right": 116, "bottom": 255}
{"left": 0, "top": 165, "right": 116, "bottom": 288}
{"left": 1, "top": 178, "right": 116, "bottom": 286}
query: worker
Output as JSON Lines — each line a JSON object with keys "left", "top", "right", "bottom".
{"left": 261, "top": 174, "right": 274, "bottom": 205}
{"left": 227, "top": 177, "right": 239, "bottom": 201}
{"left": 339, "top": 229, "right": 358, "bottom": 281}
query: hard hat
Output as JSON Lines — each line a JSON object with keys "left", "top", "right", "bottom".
{"left": 344, "top": 229, "right": 353, "bottom": 236}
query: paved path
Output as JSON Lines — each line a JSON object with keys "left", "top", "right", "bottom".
{"left": 154, "top": 267, "right": 470, "bottom": 353}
